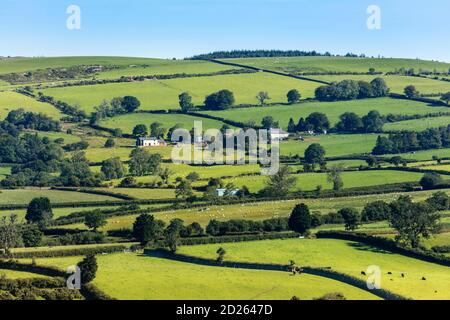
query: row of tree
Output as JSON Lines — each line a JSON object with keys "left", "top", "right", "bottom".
{"left": 372, "top": 125, "right": 450, "bottom": 155}
{"left": 287, "top": 110, "right": 385, "bottom": 134}
{"left": 315, "top": 78, "right": 390, "bottom": 101}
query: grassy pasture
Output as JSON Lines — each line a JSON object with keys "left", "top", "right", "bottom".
{"left": 24, "top": 130, "right": 82, "bottom": 144}
{"left": 0, "top": 189, "right": 121, "bottom": 205}
{"left": 280, "top": 134, "right": 381, "bottom": 157}
{"left": 418, "top": 164, "right": 450, "bottom": 172}
{"left": 222, "top": 57, "right": 450, "bottom": 74}
{"left": 308, "top": 75, "right": 450, "bottom": 95}
{"left": 0, "top": 269, "right": 49, "bottom": 280}
{"left": 383, "top": 116, "right": 450, "bottom": 132}
{"left": 59, "top": 189, "right": 449, "bottom": 232}
{"left": 217, "top": 170, "right": 424, "bottom": 193}
{"left": 96, "top": 60, "right": 238, "bottom": 79}
{"left": 388, "top": 148, "right": 450, "bottom": 161}
{"left": 0, "top": 91, "right": 62, "bottom": 120}
{"left": 200, "top": 98, "right": 447, "bottom": 130}
{"left": 0, "top": 57, "right": 205, "bottom": 75}
{"left": 179, "top": 238, "right": 450, "bottom": 300}
{"left": 91, "top": 188, "right": 177, "bottom": 200}
{"left": 99, "top": 112, "right": 229, "bottom": 134}
{"left": 0, "top": 204, "right": 169, "bottom": 222}
{"left": 22, "top": 254, "right": 378, "bottom": 300}
{"left": 41, "top": 73, "right": 320, "bottom": 114}
{"left": 106, "top": 163, "right": 262, "bottom": 186}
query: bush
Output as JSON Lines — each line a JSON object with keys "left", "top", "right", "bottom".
{"left": 78, "top": 255, "right": 98, "bottom": 284}
{"left": 420, "top": 173, "right": 444, "bottom": 189}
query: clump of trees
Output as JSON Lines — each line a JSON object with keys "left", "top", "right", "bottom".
{"left": 101, "top": 157, "right": 126, "bottom": 180}
{"left": 315, "top": 78, "right": 389, "bottom": 101}
{"left": 204, "top": 90, "right": 235, "bottom": 110}
{"left": 287, "top": 89, "right": 301, "bottom": 104}
{"left": 404, "top": 85, "right": 420, "bottom": 98}
{"left": 420, "top": 173, "right": 444, "bottom": 190}
{"left": 90, "top": 96, "right": 141, "bottom": 123}
{"left": 5, "top": 109, "right": 61, "bottom": 132}
{"left": 335, "top": 110, "right": 384, "bottom": 133}
{"left": 129, "top": 148, "right": 162, "bottom": 176}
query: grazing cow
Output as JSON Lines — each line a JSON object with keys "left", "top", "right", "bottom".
{"left": 422, "top": 277, "right": 427, "bottom": 281}
{"left": 361, "top": 271, "right": 366, "bottom": 276}
{"left": 401, "top": 273, "right": 405, "bottom": 278}
{"left": 387, "top": 272, "right": 392, "bottom": 275}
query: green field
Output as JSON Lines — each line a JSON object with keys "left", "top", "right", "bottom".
{"left": 0, "top": 57, "right": 234, "bottom": 76}
{"left": 223, "top": 57, "right": 450, "bottom": 74}
{"left": 201, "top": 98, "right": 447, "bottom": 130}
{"left": 59, "top": 189, "right": 450, "bottom": 232}
{"left": 22, "top": 253, "right": 378, "bottom": 300}
{"left": 280, "top": 134, "right": 381, "bottom": 157}
{"left": 383, "top": 116, "right": 450, "bottom": 132}
{"left": 92, "top": 188, "right": 177, "bottom": 199}
{"left": 41, "top": 73, "right": 320, "bottom": 114}
{"left": 0, "top": 269, "right": 49, "bottom": 280}
{"left": 388, "top": 148, "right": 450, "bottom": 161}
{"left": 218, "top": 170, "right": 424, "bottom": 193}
{"left": 96, "top": 60, "right": 238, "bottom": 79}
{"left": 0, "top": 189, "right": 121, "bottom": 205}
{"left": 308, "top": 75, "right": 450, "bottom": 95}
{"left": 25, "top": 130, "right": 82, "bottom": 144}
{"left": 106, "top": 163, "right": 262, "bottom": 185}
{"left": 99, "top": 112, "right": 229, "bottom": 134}
{"left": 0, "top": 91, "right": 62, "bottom": 120}
{"left": 179, "top": 238, "right": 450, "bottom": 300}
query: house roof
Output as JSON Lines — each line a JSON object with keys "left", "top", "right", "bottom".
{"left": 138, "top": 137, "right": 159, "bottom": 141}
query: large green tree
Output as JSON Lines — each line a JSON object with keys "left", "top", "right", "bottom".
{"left": 121, "top": 96, "right": 141, "bottom": 112}
{"left": 261, "top": 166, "right": 297, "bottom": 197}
{"left": 78, "top": 255, "right": 98, "bottom": 284}
{"left": 204, "top": 90, "right": 235, "bottom": 110}
{"left": 339, "top": 208, "right": 360, "bottom": 231}
{"left": 287, "top": 89, "right": 301, "bottom": 104}
{"left": 84, "top": 211, "right": 107, "bottom": 232}
{"left": 179, "top": 92, "right": 194, "bottom": 112}
{"left": 304, "top": 143, "right": 326, "bottom": 169}
{"left": 389, "top": 196, "right": 441, "bottom": 248}
{"left": 132, "top": 214, "right": 165, "bottom": 245}
{"left": 25, "top": 197, "right": 53, "bottom": 225}
{"left": 101, "top": 157, "right": 126, "bottom": 180}
{"left": 288, "top": 203, "right": 311, "bottom": 234}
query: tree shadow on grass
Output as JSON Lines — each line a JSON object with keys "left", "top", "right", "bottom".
{"left": 346, "top": 242, "right": 394, "bottom": 255}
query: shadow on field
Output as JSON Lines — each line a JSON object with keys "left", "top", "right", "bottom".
{"left": 346, "top": 242, "right": 393, "bottom": 255}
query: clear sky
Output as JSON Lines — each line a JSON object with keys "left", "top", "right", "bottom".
{"left": 1, "top": 0, "right": 449, "bottom": 62}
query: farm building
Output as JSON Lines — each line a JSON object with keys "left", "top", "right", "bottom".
{"left": 270, "top": 128, "right": 290, "bottom": 142}
{"left": 215, "top": 188, "right": 240, "bottom": 197}
{"left": 136, "top": 137, "right": 167, "bottom": 147}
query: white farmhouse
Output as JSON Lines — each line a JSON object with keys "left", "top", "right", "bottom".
{"left": 270, "top": 128, "right": 290, "bottom": 142}
{"left": 136, "top": 137, "right": 167, "bottom": 147}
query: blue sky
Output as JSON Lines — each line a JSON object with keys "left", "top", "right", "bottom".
{"left": 0, "top": 0, "right": 449, "bottom": 61}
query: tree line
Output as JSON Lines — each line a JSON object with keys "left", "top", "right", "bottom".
{"left": 372, "top": 125, "right": 450, "bottom": 155}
